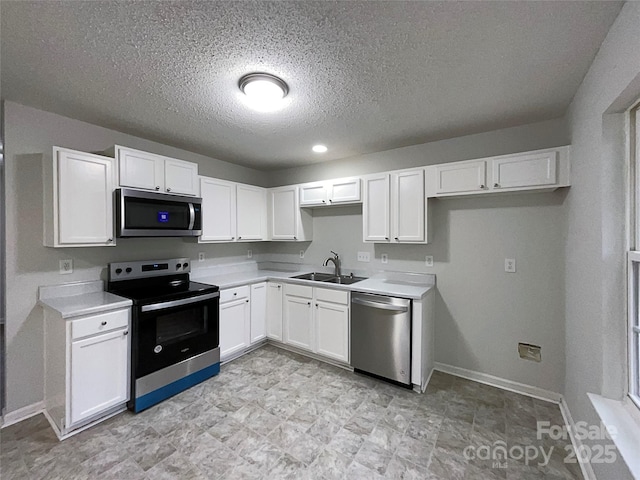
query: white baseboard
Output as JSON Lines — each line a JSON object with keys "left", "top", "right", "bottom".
{"left": 433, "top": 362, "right": 562, "bottom": 403}
{"left": 560, "top": 397, "right": 597, "bottom": 480}
{"left": 1, "top": 401, "right": 45, "bottom": 428}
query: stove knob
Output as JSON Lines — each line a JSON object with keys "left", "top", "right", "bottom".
{"left": 176, "top": 263, "right": 181, "bottom": 270}
{"left": 183, "top": 262, "right": 189, "bottom": 268}
{"left": 125, "top": 267, "right": 132, "bottom": 274}
{"left": 115, "top": 268, "right": 122, "bottom": 275}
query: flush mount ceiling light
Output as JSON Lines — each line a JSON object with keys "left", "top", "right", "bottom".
{"left": 239, "top": 73, "right": 288, "bottom": 111}
{"left": 312, "top": 144, "right": 328, "bottom": 153}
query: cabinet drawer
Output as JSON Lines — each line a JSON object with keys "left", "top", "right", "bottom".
{"left": 285, "top": 283, "right": 313, "bottom": 299}
{"left": 71, "top": 309, "right": 129, "bottom": 340}
{"left": 315, "top": 287, "right": 349, "bottom": 305}
{"left": 220, "top": 285, "right": 250, "bottom": 303}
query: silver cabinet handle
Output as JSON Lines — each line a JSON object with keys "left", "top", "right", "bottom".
{"left": 277, "top": 285, "right": 281, "bottom": 289}
{"left": 494, "top": 183, "right": 500, "bottom": 188}
{"left": 101, "top": 321, "right": 107, "bottom": 326}
{"left": 385, "top": 237, "right": 389, "bottom": 240}
{"left": 322, "top": 200, "right": 326, "bottom": 203}
{"left": 351, "top": 297, "right": 409, "bottom": 312}
{"left": 293, "top": 236, "right": 297, "bottom": 240}
{"left": 233, "top": 292, "right": 237, "bottom": 296}
{"left": 394, "top": 237, "right": 399, "bottom": 240}
{"left": 123, "top": 331, "right": 129, "bottom": 336}
{"left": 166, "top": 187, "right": 172, "bottom": 192}
{"left": 141, "top": 291, "right": 220, "bottom": 312}
{"left": 238, "top": 236, "right": 242, "bottom": 240}
{"left": 108, "top": 238, "right": 113, "bottom": 242}
{"left": 307, "top": 302, "right": 311, "bottom": 306}
{"left": 246, "top": 299, "right": 249, "bottom": 303}
{"left": 155, "top": 186, "right": 160, "bottom": 190}
{"left": 479, "top": 184, "right": 485, "bottom": 189}
{"left": 231, "top": 237, "right": 235, "bottom": 240}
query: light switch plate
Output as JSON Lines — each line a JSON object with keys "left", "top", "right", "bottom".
{"left": 247, "top": 249, "right": 253, "bottom": 259}
{"left": 425, "top": 255, "right": 434, "bottom": 267}
{"left": 198, "top": 252, "right": 205, "bottom": 262}
{"left": 59, "top": 259, "right": 73, "bottom": 274}
{"left": 505, "top": 258, "right": 516, "bottom": 273}
{"left": 381, "top": 253, "right": 388, "bottom": 264}
{"left": 357, "top": 252, "right": 370, "bottom": 262}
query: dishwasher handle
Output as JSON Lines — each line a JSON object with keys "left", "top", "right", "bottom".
{"left": 352, "top": 297, "right": 409, "bottom": 312}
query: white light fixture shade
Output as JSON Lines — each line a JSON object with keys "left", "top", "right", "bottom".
{"left": 312, "top": 144, "right": 328, "bottom": 153}
{"left": 239, "top": 73, "right": 289, "bottom": 112}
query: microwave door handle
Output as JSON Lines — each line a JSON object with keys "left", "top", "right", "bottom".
{"left": 141, "top": 292, "right": 220, "bottom": 312}
{"left": 188, "top": 203, "right": 195, "bottom": 230}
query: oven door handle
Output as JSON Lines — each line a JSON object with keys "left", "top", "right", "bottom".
{"left": 141, "top": 292, "right": 220, "bottom": 312}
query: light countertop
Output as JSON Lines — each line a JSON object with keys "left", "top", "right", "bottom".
{"left": 38, "top": 280, "right": 132, "bottom": 319}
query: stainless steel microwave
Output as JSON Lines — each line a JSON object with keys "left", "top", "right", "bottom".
{"left": 115, "top": 188, "right": 202, "bottom": 237}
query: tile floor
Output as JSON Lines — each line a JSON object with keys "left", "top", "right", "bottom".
{"left": 1, "top": 345, "right": 582, "bottom": 479}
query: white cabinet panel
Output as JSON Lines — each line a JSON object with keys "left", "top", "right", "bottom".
{"left": 46, "top": 148, "right": 115, "bottom": 247}
{"left": 250, "top": 283, "right": 267, "bottom": 344}
{"left": 164, "top": 159, "right": 199, "bottom": 195}
{"left": 300, "top": 183, "right": 328, "bottom": 206}
{"left": 271, "top": 187, "right": 298, "bottom": 239}
{"left": 434, "top": 161, "right": 486, "bottom": 195}
{"left": 392, "top": 169, "right": 425, "bottom": 243}
{"left": 220, "top": 297, "right": 250, "bottom": 361}
{"left": 237, "top": 184, "right": 267, "bottom": 241}
{"left": 284, "top": 294, "right": 313, "bottom": 351}
{"left": 200, "top": 177, "right": 236, "bottom": 242}
{"left": 267, "top": 283, "right": 283, "bottom": 341}
{"left": 70, "top": 328, "right": 129, "bottom": 426}
{"left": 363, "top": 174, "right": 390, "bottom": 242}
{"left": 329, "top": 178, "right": 361, "bottom": 204}
{"left": 118, "top": 148, "right": 164, "bottom": 191}
{"left": 315, "top": 301, "right": 349, "bottom": 363}
{"left": 492, "top": 151, "right": 557, "bottom": 189}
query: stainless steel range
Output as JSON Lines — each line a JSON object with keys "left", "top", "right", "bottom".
{"left": 107, "top": 258, "right": 220, "bottom": 412}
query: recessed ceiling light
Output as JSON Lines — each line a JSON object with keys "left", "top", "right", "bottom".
{"left": 312, "top": 144, "right": 328, "bottom": 153}
{"left": 239, "top": 73, "right": 288, "bottom": 111}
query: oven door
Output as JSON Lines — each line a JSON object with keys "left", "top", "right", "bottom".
{"left": 134, "top": 292, "right": 219, "bottom": 379}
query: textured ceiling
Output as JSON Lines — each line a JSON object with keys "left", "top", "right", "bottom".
{"left": 1, "top": 1, "right": 623, "bottom": 170}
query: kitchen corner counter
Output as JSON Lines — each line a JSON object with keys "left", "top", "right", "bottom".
{"left": 193, "top": 268, "right": 435, "bottom": 300}
{"left": 38, "top": 280, "right": 132, "bottom": 319}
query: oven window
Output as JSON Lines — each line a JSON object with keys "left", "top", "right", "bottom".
{"left": 155, "top": 305, "right": 208, "bottom": 345}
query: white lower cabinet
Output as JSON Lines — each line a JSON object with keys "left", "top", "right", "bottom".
{"left": 283, "top": 283, "right": 350, "bottom": 364}
{"left": 267, "top": 282, "right": 284, "bottom": 341}
{"left": 250, "top": 283, "right": 267, "bottom": 344}
{"left": 44, "top": 307, "right": 130, "bottom": 439}
{"left": 219, "top": 286, "right": 251, "bottom": 361}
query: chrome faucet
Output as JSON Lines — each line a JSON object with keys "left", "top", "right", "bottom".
{"left": 323, "top": 251, "right": 341, "bottom": 277}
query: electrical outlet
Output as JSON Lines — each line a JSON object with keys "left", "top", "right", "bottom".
{"left": 425, "top": 255, "right": 434, "bottom": 267}
{"left": 59, "top": 259, "right": 73, "bottom": 274}
{"left": 381, "top": 253, "right": 388, "bottom": 264}
{"left": 198, "top": 252, "right": 205, "bottom": 262}
{"left": 247, "top": 249, "right": 253, "bottom": 259}
{"left": 357, "top": 252, "right": 370, "bottom": 262}
{"left": 518, "top": 343, "right": 541, "bottom": 362}
{"left": 299, "top": 250, "right": 305, "bottom": 259}
{"left": 505, "top": 258, "right": 516, "bottom": 273}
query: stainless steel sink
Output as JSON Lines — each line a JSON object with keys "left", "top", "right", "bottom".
{"left": 291, "top": 272, "right": 336, "bottom": 281}
{"left": 322, "top": 275, "right": 368, "bottom": 285}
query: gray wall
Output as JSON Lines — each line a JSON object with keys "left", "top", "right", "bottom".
{"left": 3, "top": 102, "right": 269, "bottom": 414}
{"left": 266, "top": 119, "right": 570, "bottom": 395}
{"left": 563, "top": 2, "right": 640, "bottom": 479}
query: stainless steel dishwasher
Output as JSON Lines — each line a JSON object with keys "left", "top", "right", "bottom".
{"left": 351, "top": 292, "right": 412, "bottom": 387}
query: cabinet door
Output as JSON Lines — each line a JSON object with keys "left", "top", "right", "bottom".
{"left": 237, "top": 184, "right": 267, "bottom": 241}
{"left": 284, "top": 295, "right": 313, "bottom": 351}
{"left": 250, "top": 283, "right": 267, "bottom": 344}
{"left": 70, "top": 328, "right": 128, "bottom": 426}
{"left": 392, "top": 169, "right": 425, "bottom": 243}
{"left": 118, "top": 147, "right": 164, "bottom": 191}
{"left": 315, "top": 301, "right": 349, "bottom": 363}
{"left": 200, "top": 177, "right": 236, "bottom": 242}
{"left": 164, "top": 158, "right": 199, "bottom": 195}
{"left": 491, "top": 151, "right": 557, "bottom": 190}
{"left": 300, "top": 182, "right": 328, "bottom": 206}
{"left": 267, "top": 283, "right": 283, "bottom": 341}
{"left": 329, "top": 178, "right": 361, "bottom": 204}
{"left": 270, "top": 187, "right": 298, "bottom": 240}
{"left": 363, "top": 174, "right": 390, "bottom": 242}
{"left": 57, "top": 149, "right": 115, "bottom": 245}
{"left": 434, "top": 161, "right": 486, "bottom": 195}
{"left": 219, "top": 298, "right": 250, "bottom": 361}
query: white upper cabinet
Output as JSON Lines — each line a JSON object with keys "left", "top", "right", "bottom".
{"left": 44, "top": 147, "right": 116, "bottom": 248}
{"left": 491, "top": 151, "right": 557, "bottom": 189}
{"left": 268, "top": 186, "right": 312, "bottom": 241}
{"left": 363, "top": 174, "right": 391, "bottom": 242}
{"left": 299, "top": 177, "right": 361, "bottom": 207}
{"left": 425, "top": 146, "right": 570, "bottom": 197}
{"left": 112, "top": 145, "right": 199, "bottom": 196}
{"left": 237, "top": 184, "right": 268, "bottom": 241}
{"left": 432, "top": 160, "right": 487, "bottom": 195}
{"left": 363, "top": 169, "right": 428, "bottom": 244}
{"left": 199, "top": 178, "right": 267, "bottom": 243}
